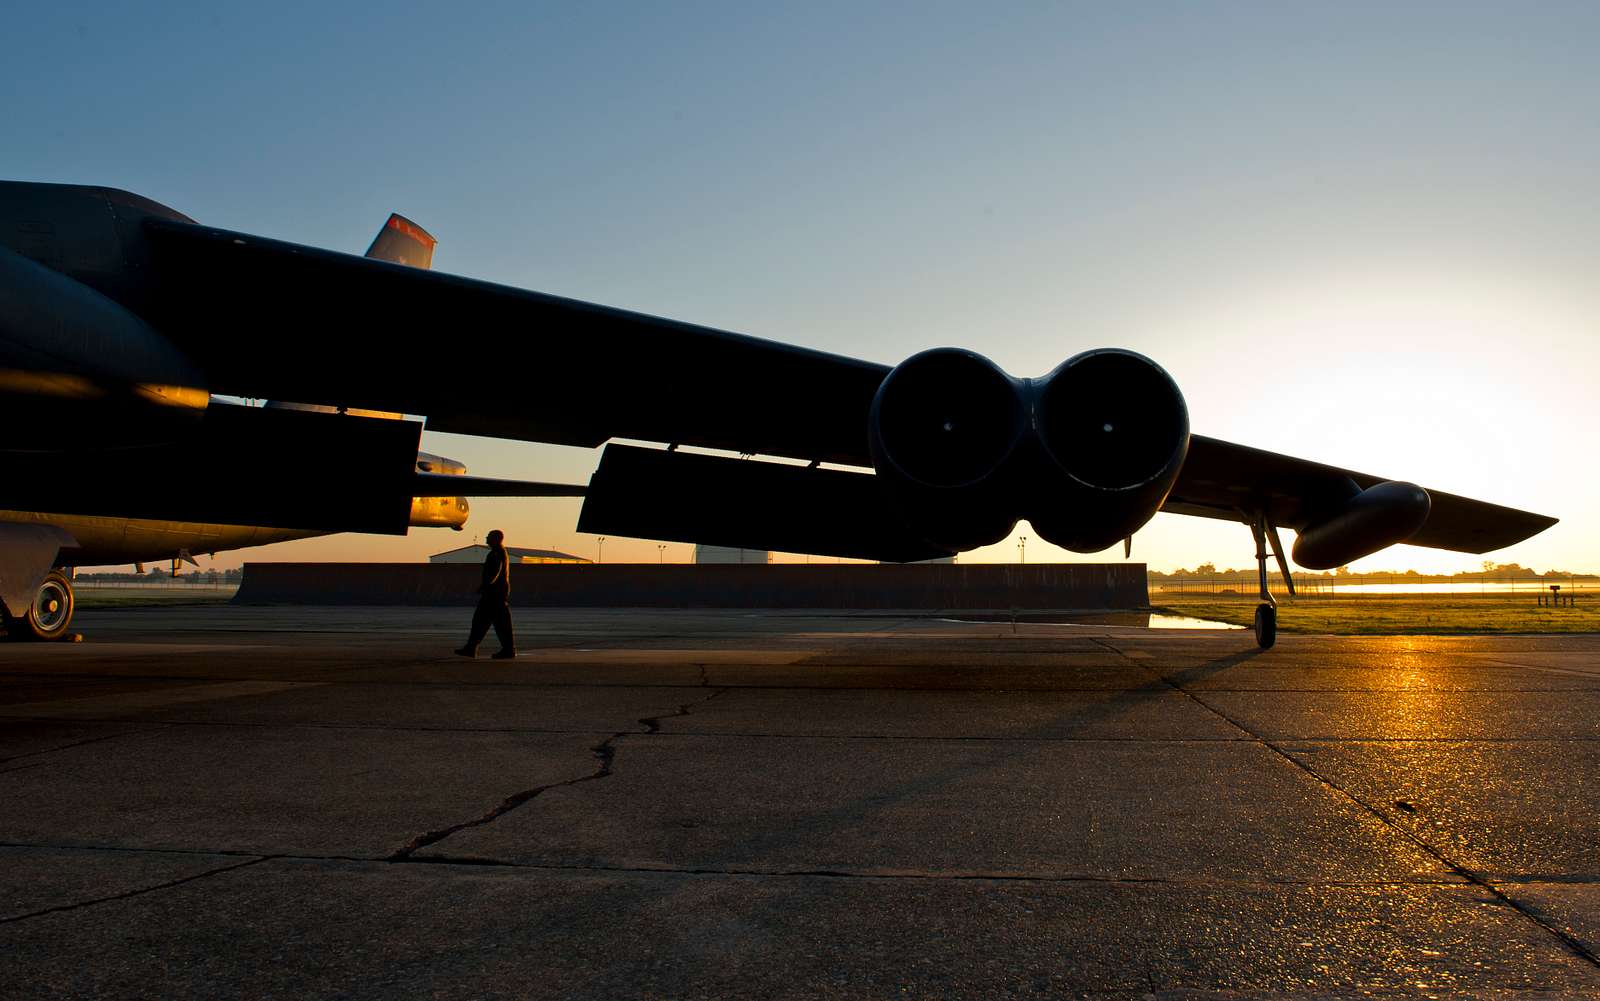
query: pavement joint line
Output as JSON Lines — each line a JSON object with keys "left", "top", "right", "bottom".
{"left": 1489, "top": 874, "right": 1600, "bottom": 885}
{"left": 1133, "top": 643, "right": 1600, "bottom": 973}
{"left": 0, "top": 726, "right": 169, "bottom": 768}
{"left": 0, "top": 841, "right": 294, "bottom": 860}
{"left": 5, "top": 841, "right": 1576, "bottom": 888}
{"left": 1234, "top": 737, "right": 1600, "bottom": 744}
{"left": 376, "top": 855, "right": 1480, "bottom": 886}
{"left": 0, "top": 855, "right": 271, "bottom": 927}
{"left": 385, "top": 686, "right": 730, "bottom": 860}
{"left": 0, "top": 760, "right": 54, "bottom": 776}
{"left": 0, "top": 716, "right": 1276, "bottom": 743}
{"left": 0, "top": 715, "right": 664, "bottom": 737}
{"left": 596, "top": 730, "right": 1257, "bottom": 743}
{"left": 10, "top": 671, "right": 1594, "bottom": 695}
{"left": 579, "top": 731, "right": 1257, "bottom": 743}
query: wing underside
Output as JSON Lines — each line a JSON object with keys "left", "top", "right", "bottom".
{"left": 412, "top": 472, "right": 586, "bottom": 498}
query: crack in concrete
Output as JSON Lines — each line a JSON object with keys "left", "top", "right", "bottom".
{"left": 637, "top": 687, "right": 729, "bottom": 735}
{"left": 386, "top": 734, "right": 619, "bottom": 861}
{"left": 1153, "top": 661, "right": 1600, "bottom": 972}
{"left": 1088, "top": 637, "right": 1133, "bottom": 661}
{"left": 387, "top": 687, "right": 729, "bottom": 860}
{"left": 0, "top": 855, "right": 269, "bottom": 926}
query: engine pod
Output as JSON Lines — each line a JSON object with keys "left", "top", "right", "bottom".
{"left": 867, "top": 348, "right": 1026, "bottom": 552}
{"left": 1292, "top": 481, "right": 1431, "bottom": 570}
{"left": 1028, "top": 349, "right": 1190, "bottom": 552}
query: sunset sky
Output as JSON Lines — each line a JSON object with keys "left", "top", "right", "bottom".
{"left": 9, "top": 3, "right": 1598, "bottom": 573}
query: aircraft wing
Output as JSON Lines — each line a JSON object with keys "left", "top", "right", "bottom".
{"left": 141, "top": 217, "right": 1554, "bottom": 560}
{"left": 142, "top": 218, "right": 886, "bottom": 467}
{"left": 1163, "top": 435, "right": 1557, "bottom": 554}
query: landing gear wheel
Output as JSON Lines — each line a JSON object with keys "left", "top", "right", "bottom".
{"left": 9, "top": 570, "right": 75, "bottom": 641}
{"left": 1253, "top": 603, "right": 1276, "bottom": 650}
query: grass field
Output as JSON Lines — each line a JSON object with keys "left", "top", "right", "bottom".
{"left": 73, "top": 588, "right": 237, "bottom": 608}
{"left": 1155, "top": 591, "right": 1600, "bottom": 635}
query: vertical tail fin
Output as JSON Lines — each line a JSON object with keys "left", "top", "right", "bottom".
{"left": 365, "top": 214, "right": 436, "bottom": 269}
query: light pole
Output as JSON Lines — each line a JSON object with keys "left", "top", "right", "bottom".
{"left": 657, "top": 544, "right": 666, "bottom": 564}
{"left": 1017, "top": 535, "right": 1027, "bottom": 564}
{"left": 597, "top": 537, "right": 606, "bottom": 564}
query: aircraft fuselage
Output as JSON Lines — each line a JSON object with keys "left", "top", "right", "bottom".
{"left": 0, "top": 509, "right": 320, "bottom": 568}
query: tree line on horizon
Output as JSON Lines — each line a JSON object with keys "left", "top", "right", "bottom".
{"left": 1149, "top": 562, "right": 1592, "bottom": 580}
{"left": 75, "top": 567, "right": 244, "bottom": 583}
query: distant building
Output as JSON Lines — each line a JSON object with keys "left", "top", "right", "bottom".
{"left": 430, "top": 545, "right": 590, "bottom": 565}
{"left": 694, "top": 544, "right": 771, "bottom": 564}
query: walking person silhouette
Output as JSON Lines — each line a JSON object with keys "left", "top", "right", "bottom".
{"left": 456, "top": 529, "right": 516, "bottom": 659}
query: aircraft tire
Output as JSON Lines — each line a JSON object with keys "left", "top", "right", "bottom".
{"left": 1253, "top": 603, "right": 1276, "bottom": 650}
{"left": 8, "top": 570, "right": 75, "bottom": 641}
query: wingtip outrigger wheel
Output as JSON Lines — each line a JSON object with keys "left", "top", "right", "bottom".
{"left": 1253, "top": 603, "right": 1276, "bottom": 649}
{"left": 1246, "top": 511, "right": 1293, "bottom": 650}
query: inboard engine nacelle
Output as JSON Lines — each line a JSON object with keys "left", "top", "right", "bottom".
{"left": 0, "top": 222, "right": 206, "bottom": 452}
{"left": 867, "top": 347, "right": 1190, "bottom": 553}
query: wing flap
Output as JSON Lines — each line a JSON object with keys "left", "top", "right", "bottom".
{"left": 5, "top": 403, "right": 421, "bottom": 534}
{"left": 576, "top": 444, "right": 952, "bottom": 564}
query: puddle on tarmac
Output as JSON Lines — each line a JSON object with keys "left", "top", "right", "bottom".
{"left": 936, "top": 612, "right": 1243, "bottom": 630}
{"left": 1148, "top": 613, "right": 1244, "bottom": 630}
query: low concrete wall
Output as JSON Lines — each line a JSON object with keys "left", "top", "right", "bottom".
{"left": 235, "top": 562, "right": 1148, "bottom": 610}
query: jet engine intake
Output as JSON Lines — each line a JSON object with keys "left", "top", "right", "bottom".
{"left": 1028, "top": 349, "right": 1190, "bottom": 552}
{"left": 1292, "top": 481, "right": 1431, "bottom": 570}
{"left": 867, "top": 348, "right": 1027, "bottom": 551}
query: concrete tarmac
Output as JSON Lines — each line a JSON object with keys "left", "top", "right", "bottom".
{"left": 2, "top": 605, "right": 1599, "bottom": 999}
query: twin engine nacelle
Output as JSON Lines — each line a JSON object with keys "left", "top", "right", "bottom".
{"left": 867, "top": 347, "right": 1191, "bottom": 554}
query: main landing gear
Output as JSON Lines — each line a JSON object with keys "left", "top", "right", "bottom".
{"left": 1248, "top": 512, "right": 1294, "bottom": 650}
{"left": 2, "top": 569, "right": 76, "bottom": 641}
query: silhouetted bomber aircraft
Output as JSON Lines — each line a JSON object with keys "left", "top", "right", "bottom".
{"left": 0, "top": 186, "right": 579, "bottom": 639}
{"left": 0, "top": 182, "right": 1557, "bottom": 648}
